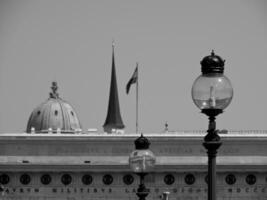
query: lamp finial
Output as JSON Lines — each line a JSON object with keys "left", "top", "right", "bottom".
{"left": 211, "top": 50, "right": 215, "bottom": 56}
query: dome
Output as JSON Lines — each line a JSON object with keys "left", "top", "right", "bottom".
{"left": 26, "top": 82, "right": 82, "bottom": 133}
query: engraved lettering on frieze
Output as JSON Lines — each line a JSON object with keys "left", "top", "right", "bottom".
{"left": 55, "top": 146, "right": 101, "bottom": 155}
{"left": 158, "top": 147, "right": 193, "bottom": 155}
{"left": 222, "top": 147, "right": 239, "bottom": 154}
{"left": 2, "top": 186, "right": 267, "bottom": 198}
{"left": 66, "top": 197, "right": 75, "bottom": 200}
{"left": 111, "top": 147, "right": 132, "bottom": 154}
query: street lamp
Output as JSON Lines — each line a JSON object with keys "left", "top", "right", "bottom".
{"left": 191, "top": 50, "right": 233, "bottom": 200}
{"left": 129, "top": 134, "right": 156, "bottom": 200}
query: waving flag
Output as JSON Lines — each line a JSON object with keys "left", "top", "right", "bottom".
{"left": 126, "top": 65, "right": 138, "bottom": 94}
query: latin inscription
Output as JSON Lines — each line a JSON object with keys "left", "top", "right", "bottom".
{"left": 2, "top": 186, "right": 267, "bottom": 195}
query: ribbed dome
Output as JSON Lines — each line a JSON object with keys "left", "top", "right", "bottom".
{"left": 26, "top": 82, "right": 82, "bottom": 133}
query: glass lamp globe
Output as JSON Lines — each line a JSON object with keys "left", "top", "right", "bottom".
{"left": 129, "top": 134, "right": 156, "bottom": 173}
{"left": 129, "top": 149, "right": 156, "bottom": 173}
{"left": 191, "top": 74, "right": 233, "bottom": 110}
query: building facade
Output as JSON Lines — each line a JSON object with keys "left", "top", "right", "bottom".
{"left": 0, "top": 131, "right": 267, "bottom": 200}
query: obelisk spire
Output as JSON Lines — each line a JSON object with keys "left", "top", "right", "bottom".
{"left": 103, "top": 41, "right": 125, "bottom": 133}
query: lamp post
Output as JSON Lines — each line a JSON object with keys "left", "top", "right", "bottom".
{"left": 129, "top": 134, "right": 156, "bottom": 200}
{"left": 191, "top": 51, "right": 233, "bottom": 200}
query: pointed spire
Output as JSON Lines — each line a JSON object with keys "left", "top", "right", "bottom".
{"left": 103, "top": 42, "right": 125, "bottom": 133}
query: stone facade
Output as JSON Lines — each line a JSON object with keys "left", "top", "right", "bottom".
{"left": 0, "top": 172, "right": 267, "bottom": 200}
{"left": 0, "top": 131, "right": 267, "bottom": 200}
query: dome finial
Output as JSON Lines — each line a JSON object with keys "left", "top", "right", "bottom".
{"left": 50, "top": 81, "right": 59, "bottom": 98}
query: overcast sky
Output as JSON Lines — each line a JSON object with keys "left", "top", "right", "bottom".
{"left": 0, "top": 0, "right": 266, "bottom": 133}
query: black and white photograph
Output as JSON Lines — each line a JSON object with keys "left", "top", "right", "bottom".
{"left": 0, "top": 1, "right": 266, "bottom": 200}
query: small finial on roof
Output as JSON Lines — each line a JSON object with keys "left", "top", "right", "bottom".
{"left": 31, "top": 127, "right": 35, "bottom": 134}
{"left": 57, "top": 128, "right": 61, "bottom": 134}
{"left": 50, "top": 82, "right": 59, "bottom": 98}
{"left": 165, "top": 122, "right": 169, "bottom": 132}
{"left": 112, "top": 39, "right": 115, "bottom": 48}
{"left": 48, "top": 128, "right": 52, "bottom": 133}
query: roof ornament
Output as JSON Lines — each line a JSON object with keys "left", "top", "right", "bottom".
{"left": 164, "top": 122, "right": 169, "bottom": 132}
{"left": 50, "top": 82, "right": 59, "bottom": 98}
{"left": 48, "top": 128, "right": 53, "bottom": 134}
{"left": 30, "top": 127, "right": 35, "bottom": 134}
{"left": 57, "top": 128, "right": 61, "bottom": 134}
{"left": 112, "top": 39, "right": 115, "bottom": 48}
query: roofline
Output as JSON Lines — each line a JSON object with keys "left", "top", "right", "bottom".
{"left": 0, "top": 130, "right": 267, "bottom": 139}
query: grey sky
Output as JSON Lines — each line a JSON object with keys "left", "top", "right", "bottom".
{"left": 0, "top": 0, "right": 266, "bottom": 133}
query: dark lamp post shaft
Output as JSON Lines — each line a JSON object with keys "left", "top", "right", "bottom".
{"left": 136, "top": 173, "right": 149, "bottom": 200}
{"left": 202, "top": 109, "right": 222, "bottom": 200}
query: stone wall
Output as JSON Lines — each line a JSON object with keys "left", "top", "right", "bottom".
{"left": 0, "top": 172, "right": 267, "bottom": 200}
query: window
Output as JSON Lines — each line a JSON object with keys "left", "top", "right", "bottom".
{"left": 82, "top": 174, "right": 93, "bottom": 185}
{"left": 61, "top": 174, "right": 72, "bottom": 185}
{"left": 20, "top": 174, "right": 31, "bottom": 185}
{"left": 246, "top": 174, "right": 256, "bottom": 185}
{"left": 225, "top": 174, "right": 236, "bottom": 185}
{"left": 123, "top": 174, "right": 134, "bottom": 185}
{"left": 185, "top": 174, "right": 195, "bottom": 185}
{"left": 164, "top": 174, "right": 175, "bottom": 185}
{"left": 41, "top": 174, "right": 52, "bottom": 185}
{"left": 103, "top": 174, "right": 113, "bottom": 185}
{"left": 0, "top": 174, "right": 10, "bottom": 185}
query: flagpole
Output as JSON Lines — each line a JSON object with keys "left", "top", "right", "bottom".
{"left": 136, "top": 63, "right": 139, "bottom": 134}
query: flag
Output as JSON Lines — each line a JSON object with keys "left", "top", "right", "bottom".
{"left": 126, "top": 66, "right": 138, "bottom": 94}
